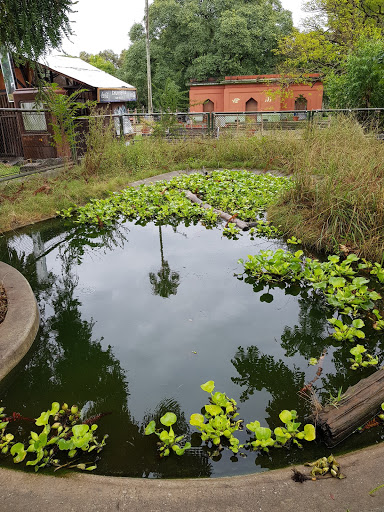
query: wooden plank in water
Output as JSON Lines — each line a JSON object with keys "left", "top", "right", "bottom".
{"left": 313, "top": 368, "right": 384, "bottom": 447}
{"left": 184, "top": 190, "right": 250, "bottom": 231}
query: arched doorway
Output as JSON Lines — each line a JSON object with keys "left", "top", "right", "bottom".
{"left": 295, "top": 95, "right": 307, "bottom": 111}
{"left": 203, "top": 99, "right": 214, "bottom": 113}
{"left": 245, "top": 98, "right": 258, "bottom": 112}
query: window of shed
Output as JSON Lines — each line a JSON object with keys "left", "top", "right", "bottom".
{"left": 20, "top": 102, "right": 47, "bottom": 131}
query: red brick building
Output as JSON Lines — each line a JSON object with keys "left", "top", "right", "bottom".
{"left": 189, "top": 74, "right": 323, "bottom": 113}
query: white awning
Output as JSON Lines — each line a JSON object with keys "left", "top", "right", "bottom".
{"left": 38, "top": 55, "right": 135, "bottom": 89}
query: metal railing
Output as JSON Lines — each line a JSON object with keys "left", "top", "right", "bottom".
{"left": 212, "top": 108, "right": 384, "bottom": 137}
{"left": 75, "top": 111, "right": 212, "bottom": 141}
{"left": 1, "top": 107, "right": 384, "bottom": 165}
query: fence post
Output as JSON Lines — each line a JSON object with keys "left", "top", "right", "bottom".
{"left": 119, "top": 115, "right": 124, "bottom": 140}
{"left": 206, "top": 112, "right": 211, "bottom": 136}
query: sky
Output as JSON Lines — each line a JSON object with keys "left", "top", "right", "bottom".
{"left": 60, "top": 0, "right": 306, "bottom": 57}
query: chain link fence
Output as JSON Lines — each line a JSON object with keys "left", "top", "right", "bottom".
{"left": 1, "top": 107, "right": 384, "bottom": 167}
{"left": 75, "top": 111, "right": 212, "bottom": 144}
{"left": 212, "top": 109, "right": 384, "bottom": 137}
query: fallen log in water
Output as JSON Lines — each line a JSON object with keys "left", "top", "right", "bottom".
{"left": 184, "top": 190, "right": 250, "bottom": 231}
{"left": 311, "top": 368, "right": 384, "bottom": 447}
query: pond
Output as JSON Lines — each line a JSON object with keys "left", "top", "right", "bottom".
{"left": 0, "top": 218, "right": 383, "bottom": 478}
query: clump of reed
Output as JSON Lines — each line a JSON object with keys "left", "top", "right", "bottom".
{"left": 268, "top": 116, "right": 384, "bottom": 262}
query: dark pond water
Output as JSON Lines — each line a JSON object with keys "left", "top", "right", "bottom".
{"left": 0, "top": 218, "right": 383, "bottom": 478}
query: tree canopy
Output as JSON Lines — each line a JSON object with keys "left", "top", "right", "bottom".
{"left": 79, "top": 50, "right": 120, "bottom": 77}
{"left": 277, "top": 0, "right": 384, "bottom": 74}
{"left": 276, "top": 0, "right": 384, "bottom": 107}
{"left": 119, "top": 0, "right": 293, "bottom": 108}
{"left": 0, "top": 0, "right": 74, "bottom": 59}
{"left": 326, "top": 38, "right": 384, "bottom": 107}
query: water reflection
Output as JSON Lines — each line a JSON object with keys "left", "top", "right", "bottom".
{"left": 231, "top": 346, "right": 306, "bottom": 420}
{"left": 149, "top": 226, "right": 180, "bottom": 298}
{"left": 280, "top": 290, "right": 331, "bottom": 359}
{"left": 1, "top": 218, "right": 383, "bottom": 477}
{"left": 0, "top": 222, "right": 210, "bottom": 478}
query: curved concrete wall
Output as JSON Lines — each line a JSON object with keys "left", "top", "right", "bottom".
{"left": 0, "top": 262, "right": 39, "bottom": 381}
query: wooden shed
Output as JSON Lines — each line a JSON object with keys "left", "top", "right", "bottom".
{"left": 0, "top": 55, "right": 137, "bottom": 160}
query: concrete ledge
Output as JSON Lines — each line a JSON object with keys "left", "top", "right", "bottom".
{"left": 0, "top": 441, "right": 383, "bottom": 512}
{"left": 0, "top": 262, "right": 39, "bottom": 381}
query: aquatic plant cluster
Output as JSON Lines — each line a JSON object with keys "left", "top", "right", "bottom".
{"left": 145, "top": 381, "right": 315, "bottom": 458}
{"left": 238, "top": 250, "right": 384, "bottom": 369}
{"left": 60, "top": 170, "right": 291, "bottom": 239}
{"left": 0, "top": 403, "right": 107, "bottom": 472}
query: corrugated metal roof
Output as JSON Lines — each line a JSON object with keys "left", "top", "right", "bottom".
{"left": 38, "top": 55, "right": 135, "bottom": 89}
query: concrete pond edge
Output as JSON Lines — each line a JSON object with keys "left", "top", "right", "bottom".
{"left": 0, "top": 442, "right": 384, "bottom": 511}
{"left": 0, "top": 261, "right": 39, "bottom": 381}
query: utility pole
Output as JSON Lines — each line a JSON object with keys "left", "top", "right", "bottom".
{"left": 145, "top": 0, "right": 153, "bottom": 114}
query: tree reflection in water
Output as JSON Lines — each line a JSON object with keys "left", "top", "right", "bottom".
{"left": 149, "top": 226, "right": 180, "bottom": 298}
{"left": 0, "top": 221, "right": 210, "bottom": 477}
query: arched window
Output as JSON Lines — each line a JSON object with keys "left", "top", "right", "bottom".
{"left": 203, "top": 99, "right": 214, "bottom": 112}
{"left": 245, "top": 98, "right": 258, "bottom": 112}
{"left": 295, "top": 95, "right": 307, "bottom": 111}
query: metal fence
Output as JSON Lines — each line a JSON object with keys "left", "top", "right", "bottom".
{"left": 0, "top": 108, "right": 23, "bottom": 157}
{"left": 77, "top": 109, "right": 384, "bottom": 144}
{"left": 212, "top": 109, "right": 384, "bottom": 137}
{"left": 1, "top": 107, "right": 384, "bottom": 165}
{"left": 75, "top": 111, "right": 212, "bottom": 144}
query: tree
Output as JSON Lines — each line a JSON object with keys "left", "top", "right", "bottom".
{"left": 118, "top": 24, "right": 148, "bottom": 105}
{"left": 277, "top": 0, "right": 384, "bottom": 74}
{"left": 119, "top": 0, "right": 293, "bottom": 107}
{"left": 326, "top": 38, "right": 384, "bottom": 107}
{"left": 79, "top": 49, "right": 120, "bottom": 76}
{"left": 0, "top": 0, "right": 74, "bottom": 59}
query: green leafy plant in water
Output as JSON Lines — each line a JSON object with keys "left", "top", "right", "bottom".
{"left": 145, "top": 412, "right": 191, "bottom": 457}
{"left": 309, "top": 358, "right": 318, "bottom": 366}
{"left": 324, "top": 277, "right": 381, "bottom": 316}
{"left": 372, "top": 309, "right": 384, "bottom": 330}
{"left": 238, "top": 249, "right": 304, "bottom": 283}
{"left": 349, "top": 345, "right": 378, "bottom": 370}
{"left": 190, "top": 381, "right": 242, "bottom": 454}
{"left": 273, "top": 410, "right": 316, "bottom": 448}
{"left": 4, "top": 402, "right": 107, "bottom": 472}
{"left": 239, "top": 250, "right": 384, "bottom": 353}
{"left": 369, "top": 262, "right": 384, "bottom": 283}
{"left": 245, "top": 421, "right": 275, "bottom": 452}
{"left": 379, "top": 403, "right": 384, "bottom": 421}
{"left": 223, "top": 223, "right": 240, "bottom": 239}
{"left": 327, "top": 318, "right": 365, "bottom": 341}
{"left": 0, "top": 407, "right": 13, "bottom": 455}
{"left": 287, "top": 236, "right": 302, "bottom": 245}
{"left": 248, "top": 220, "right": 282, "bottom": 239}
{"left": 60, "top": 170, "right": 291, "bottom": 230}
{"left": 245, "top": 410, "right": 315, "bottom": 452}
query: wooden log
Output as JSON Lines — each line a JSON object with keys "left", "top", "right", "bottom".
{"left": 311, "top": 368, "right": 384, "bottom": 447}
{"left": 184, "top": 190, "right": 250, "bottom": 231}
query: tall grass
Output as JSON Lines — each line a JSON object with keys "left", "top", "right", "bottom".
{"left": 1, "top": 116, "right": 384, "bottom": 262}
{"left": 268, "top": 116, "right": 384, "bottom": 262}
{"left": 0, "top": 129, "right": 300, "bottom": 233}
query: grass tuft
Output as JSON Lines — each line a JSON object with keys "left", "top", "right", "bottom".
{"left": 268, "top": 116, "right": 384, "bottom": 262}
